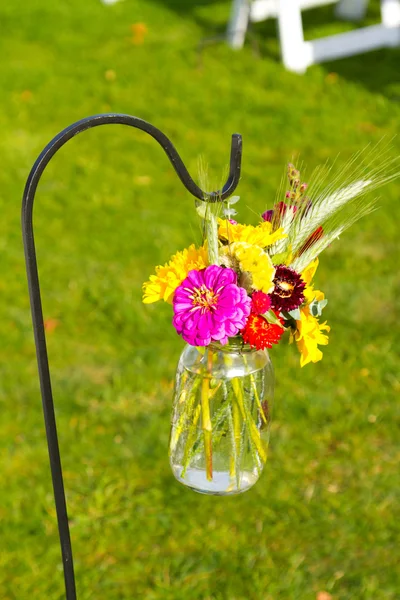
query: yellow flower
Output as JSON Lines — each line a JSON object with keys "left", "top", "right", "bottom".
{"left": 301, "top": 258, "right": 325, "bottom": 304}
{"left": 220, "top": 242, "right": 275, "bottom": 293}
{"left": 301, "top": 258, "right": 319, "bottom": 286}
{"left": 142, "top": 244, "right": 208, "bottom": 304}
{"left": 292, "top": 306, "right": 330, "bottom": 367}
{"left": 218, "top": 219, "right": 286, "bottom": 248}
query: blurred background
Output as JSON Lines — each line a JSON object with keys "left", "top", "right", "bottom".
{"left": 0, "top": 1, "right": 399, "bottom": 598}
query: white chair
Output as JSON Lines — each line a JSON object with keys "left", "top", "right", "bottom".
{"left": 227, "top": 0, "right": 400, "bottom": 73}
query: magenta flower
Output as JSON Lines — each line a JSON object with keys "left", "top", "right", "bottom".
{"left": 172, "top": 265, "right": 251, "bottom": 346}
{"left": 261, "top": 208, "right": 274, "bottom": 223}
{"left": 262, "top": 201, "right": 297, "bottom": 223}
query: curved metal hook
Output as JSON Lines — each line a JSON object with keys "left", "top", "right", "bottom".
{"left": 21, "top": 114, "right": 243, "bottom": 600}
{"left": 22, "top": 114, "right": 242, "bottom": 222}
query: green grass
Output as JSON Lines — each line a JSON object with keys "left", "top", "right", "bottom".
{"left": 0, "top": 1, "right": 399, "bottom": 598}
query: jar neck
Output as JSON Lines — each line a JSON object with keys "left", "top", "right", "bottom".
{"left": 208, "top": 337, "right": 255, "bottom": 354}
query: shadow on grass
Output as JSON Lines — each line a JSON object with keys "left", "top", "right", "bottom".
{"left": 322, "top": 47, "right": 400, "bottom": 101}
{"left": 148, "top": 0, "right": 227, "bottom": 15}
{"left": 152, "top": 0, "right": 400, "bottom": 102}
{"left": 249, "top": 4, "right": 400, "bottom": 101}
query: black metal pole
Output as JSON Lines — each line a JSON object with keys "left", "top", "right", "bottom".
{"left": 21, "top": 113, "right": 242, "bottom": 600}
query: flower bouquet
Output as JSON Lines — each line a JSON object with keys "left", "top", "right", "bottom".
{"left": 143, "top": 154, "right": 396, "bottom": 495}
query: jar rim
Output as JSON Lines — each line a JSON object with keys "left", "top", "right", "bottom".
{"left": 208, "top": 337, "right": 257, "bottom": 354}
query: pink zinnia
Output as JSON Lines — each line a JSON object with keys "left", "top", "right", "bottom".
{"left": 173, "top": 265, "right": 251, "bottom": 346}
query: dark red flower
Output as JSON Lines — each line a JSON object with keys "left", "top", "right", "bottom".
{"left": 250, "top": 291, "right": 272, "bottom": 315}
{"left": 241, "top": 314, "right": 285, "bottom": 350}
{"left": 270, "top": 265, "right": 306, "bottom": 311}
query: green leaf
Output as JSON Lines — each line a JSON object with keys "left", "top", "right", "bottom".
{"left": 195, "top": 201, "right": 207, "bottom": 219}
{"left": 309, "top": 298, "right": 328, "bottom": 317}
{"left": 223, "top": 208, "right": 237, "bottom": 218}
{"left": 271, "top": 245, "right": 293, "bottom": 265}
{"left": 288, "top": 308, "right": 301, "bottom": 320}
{"left": 262, "top": 310, "right": 283, "bottom": 326}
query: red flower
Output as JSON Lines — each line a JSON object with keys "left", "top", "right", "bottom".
{"left": 251, "top": 291, "right": 272, "bottom": 315}
{"left": 241, "top": 314, "right": 284, "bottom": 350}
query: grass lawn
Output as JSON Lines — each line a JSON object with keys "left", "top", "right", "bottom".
{"left": 0, "top": 1, "right": 399, "bottom": 598}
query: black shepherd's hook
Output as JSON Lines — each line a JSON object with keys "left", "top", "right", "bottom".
{"left": 21, "top": 113, "right": 242, "bottom": 600}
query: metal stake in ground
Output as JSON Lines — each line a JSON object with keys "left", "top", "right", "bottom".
{"left": 21, "top": 113, "right": 242, "bottom": 600}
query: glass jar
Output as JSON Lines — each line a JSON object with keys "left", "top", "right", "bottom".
{"left": 169, "top": 339, "right": 274, "bottom": 496}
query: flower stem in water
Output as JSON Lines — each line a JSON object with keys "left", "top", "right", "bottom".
{"left": 231, "top": 393, "right": 242, "bottom": 489}
{"left": 201, "top": 349, "right": 214, "bottom": 481}
{"left": 232, "top": 377, "right": 267, "bottom": 464}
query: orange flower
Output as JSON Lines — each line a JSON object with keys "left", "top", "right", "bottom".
{"left": 131, "top": 23, "right": 148, "bottom": 45}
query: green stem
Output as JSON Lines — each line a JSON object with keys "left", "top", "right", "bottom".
{"left": 170, "top": 375, "right": 201, "bottom": 453}
{"left": 231, "top": 377, "right": 267, "bottom": 464}
{"left": 181, "top": 383, "right": 228, "bottom": 471}
{"left": 231, "top": 394, "right": 242, "bottom": 489}
{"left": 181, "top": 404, "right": 201, "bottom": 478}
{"left": 205, "top": 210, "right": 219, "bottom": 265}
{"left": 243, "top": 356, "right": 267, "bottom": 425}
{"left": 201, "top": 349, "right": 214, "bottom": 481}
{"left": 251, "top": 374, "right": 267, "bottom": 426}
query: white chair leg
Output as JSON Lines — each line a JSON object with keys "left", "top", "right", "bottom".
{"left": 335, "top": 0, "right": 369, "bottom": 20}
{"left": 227, "top": 0, "right": 251, "bottom": 49}
{"left": 381, "top": 0, "right": 400, "bottom": 27}
{"left": 277, "top": 0, "right": 312, "bottom": 73}
{"left": 250, "top": 0, "right": 279, "bottom": 22}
